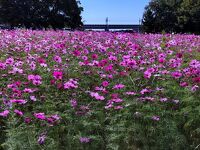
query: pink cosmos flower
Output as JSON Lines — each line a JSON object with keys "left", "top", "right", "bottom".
{"left": 34, "top": 113, "right": 46, "bottom": 120}
{"left": 125, "top": 91, "right": 136, "bottom": 95}
{"left": 127, "top": 60, "right": 137, "bottom": 68}
{"left": 0, "top": 110, "right": 9, "bottom": 117}
{"left": 190, "top": 60, "right": 200, "bottom": 68}
{"left": 47, "top": 114, "right": 60, "bottom": 124}
{"left": 82, "top": 56, "right": 88, "bottom": 60}
{"left": 34, "top": 75, "right": 42, "bottom": 81}
{"left": 64, "top": 79, "right": 78, "bottom": 89}
{"left": 10, "top": 99, "right": 27, "bottom": 104}
{"left": 112, "top": 98, "right": 123, "bottom": 103}
{"left": 193, "top": 77, "right": 200, "bottom": 83}
{"left": 50, "top": 114, "right": 60, "bottom": 121}
{"left": 113, "top": 84, "right": 125, "bottom": 90}
{"left": 5, "top": 57, "right": 14, "bottom": 65}
{"left": 0, "top": 62, "right": 6, "bottom": 70}
{"left": 14, "top": 81, "right": 21, "bottom": 87}
{"left": 33, "top": 80, "right": 42, "bottom": 85}
{"left": 92, "top": 54, "right": 98, "bottom": 59}
{"left": 102, "top": 81, "right": 109, "bottom": 87}
{"left": 152, "top": 116, "right": 160, "bottom": 121}
{"left": 28, "top": 74, "right": 42, "bottom": 85}
{"left": 14, "top": 109, "right": 24, "bottom": 116}
{"left": 144, "top": 70, "right": 151, "bottom": 79}
{"left": 114, "top": 106, "right": 123, "bottom": 110}
{"left": 140, "top": 88, "right": 150, "bottom": 95}
{"left": 40, "top": 63, "right": 47, "bottom": 67}
{"left": 171, "top": 71, "right": 182, "bottom": 79}
{"left": 108, "top": 55, "right": 117, "bottom": 61}
{"left": 24, "top": 117, "right": 32, "bottom": 124}
{"left": 111, "top": 93, "right": 119, "bottom": 99}
{"left": 80, "top": 137, "right": 91, "bottom": 143}
{"left": 70, "top": 99, "right": 77, "bottom": 108}
{"left": 23, "top": 88, "right": 34, "bottom": 93}
{"left": 191, "top": 85, "right": 199, "bottom": 92}
{"left": 105, "top": 104, "right": 113, "bottom": 109}
{"left": 53, "top": 71, "right": 63, "bottom": 80}
{"left": 38, "top": 133, "right": 47, "bottom": 145}
{"left": 73, "top": 50, "right": 81, "bottom": 56}
{"left": 173, "top": 100, "right": 179, "bottom": 104}
{"left": 37, "top": 58, "right": 46, "bottom": 64}
{"left": 30, "top": 96, "right": 37, "bottom": 101}
{"left": 144, "top": 68, "right": 155, "bottom": 79}
{"left": 158, "top": 58, "right": 165, "bottom": 63}
{"left": 12, "top": 67, "right": 23, "bottom": 74}
{"left": 105, "top": 65, "right": 113, "bottom": 72}
{"left": 28, "top": 74, "right": 35, "bottom": 81}
{"left": 53, "top": 55, "right": 62, "bottom": 63}
{"left": 160, "top": 98, "right": 168, "bottom": 102}
{"left": 139, "top": 97, "right": 155, "bottom": 102}
{"left": 29, "top": 62, "right": 36, "bottom": 70}
{"left": 158, "top": 53, "right": 166, "bottom": 59}
{"left": 7, "top": 83, "right": 16, "bottom": 89}
{"left": 95, "top": 86, "right": 105, "bottom": 91}
{"left": 180, "top": 82, "right": 188, "bottom": 87}
{"left": 90, "top": 92, "right": 105, "bottom": 101}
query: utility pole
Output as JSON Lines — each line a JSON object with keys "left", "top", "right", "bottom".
{"left": 105, "top": 17, "right": 109, "bottom": 31}
{"left": 138, "top": 18, "right": 141, "bottom": 33}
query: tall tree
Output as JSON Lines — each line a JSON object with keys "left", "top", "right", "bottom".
{"left": 142, "top": 0, "right": 200, "bottom": 33}
{"left": 0, "top": 0, "right": 83, "bottom": 29}
{"left": 68, "top": 0, "right": 83, "bottom": 29}
{"left": 142, "top": 8, "right": 156, "bottom": 33}
{"left": 177, "top": 0, "right": 200, "bottom": 33}
{"left": 142, "top": 0, "right": 182, "bottom": 33}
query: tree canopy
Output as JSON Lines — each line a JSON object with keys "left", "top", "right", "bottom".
{"left": 142, "top": 0, "right": 200, "bottom": 34}
{"left": 0, "top": 0, "right": 83, "bottom": 29}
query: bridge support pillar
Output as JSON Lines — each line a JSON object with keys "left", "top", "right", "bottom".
{"left": 105, "top": 25, "right": 109, "bottom": 31}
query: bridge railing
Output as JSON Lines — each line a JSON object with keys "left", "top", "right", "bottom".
{"left": 83, "top": 24, "right": 141, "bottom": 32}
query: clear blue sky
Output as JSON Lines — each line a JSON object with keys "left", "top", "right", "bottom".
{"left": 80, "top": 0, "right": 150, "bottom": 24}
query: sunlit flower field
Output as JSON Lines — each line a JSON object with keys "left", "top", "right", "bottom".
{"left": 0, "top": 30, "right": 199, "bottom": 150}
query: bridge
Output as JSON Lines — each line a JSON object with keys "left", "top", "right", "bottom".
{"left": 83, "top": 24, "right": 141, "bottom": 32}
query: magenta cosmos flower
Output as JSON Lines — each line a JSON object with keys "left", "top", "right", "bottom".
{"left": 34, "top": 112, "right": 46, "bottom": 120}
{"left": 0, "top": 110, "right": 9, "bottom": 117}
{"left": 14, "top": 109, "right": 24, "bottom": 116}
{"left": 79, "top": 137, "right": 91, "bottom": 143}
{"left": 53, "top": 71, "right": 63, "bottom": 80}
{"left": 113, "top": 84, "right": 125, "bottom": 90}
{"left": 102, "top": 81, "right": 109, "bottom": 87}
{"left": 171, "top": 71, "right": 182, "bottom": 79}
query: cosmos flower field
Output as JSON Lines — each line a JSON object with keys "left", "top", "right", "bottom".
{"left": 0, "top": 30, "right": 199, "bottom": 150}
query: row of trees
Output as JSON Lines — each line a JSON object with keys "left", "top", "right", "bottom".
{"left": 0, "top": 0, "right": 83, "bottom": 29}
{"left": 142, "top": 0, "right": 200, "bottom": 33}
